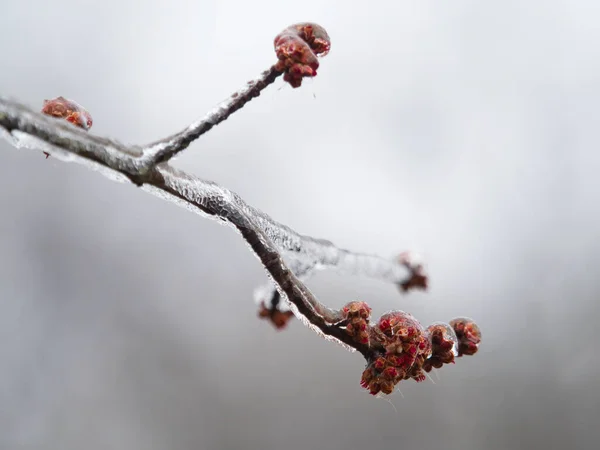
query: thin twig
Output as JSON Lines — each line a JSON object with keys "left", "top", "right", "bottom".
{"left": 139, "top": 67, "right": 281, "bottom": 169}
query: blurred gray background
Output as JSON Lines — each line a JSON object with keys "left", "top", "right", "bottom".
{"left": 1, "top": 1, "right": 599, "bottom": 449}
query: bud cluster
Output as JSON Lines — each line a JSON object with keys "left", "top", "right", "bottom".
{"left": 274, "top": 23, "right": 331, "bottom": 88}
{"left": 341, "top": 301, "right": 372, "bottom": 345}
{"left": 360, "top": 310, "right": 431, "bottom": 395}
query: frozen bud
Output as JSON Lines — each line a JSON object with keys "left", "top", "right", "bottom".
{"left": 41, "top": 96, "right": 93, "bottom": 158}
{"left": 42, "top": 97, "right": 93, "bottom": 130}
{"left": 382, "top": 366, "right": 399, "bottom": 380}
{"left": 379, "top": 379, "right": 395, "bottom": 395}
{"left": 360, "top": 366, "right": 375, "bottom": 389}
{"left": 449, "top": 317, "right": 481, "bottom": 356}
{"left": 341, "top": 301, "right": 371, "bottom": 320}
{"left": 397, "top": 252, "right": 428, "bottom": 292}
{"left": 423, "top": 322, "right": 459, "bottom": 372}
{"left": 274, "top": 23, "right": 331, "bottom": 88}
{"left": 375, "top": 311, "right": 422, "bottom": 340}
{"left": 408, "top": 357, "right": 428, "bottom": 382}
{"left": 360, "top": 310, "right": 431, "bottom": 395}
{"left": 258, "top": 302, "right": 294, "bottom": 330}
{"left": 341, "top": 301, "right": 371, "bottom": 345}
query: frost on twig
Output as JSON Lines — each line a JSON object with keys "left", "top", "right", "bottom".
{"left": 140, "top": 67, "right": 281, "bottom": 168}
{"left": 0, "top": 96, "right": 419, "bottom": 357}
{"left": 0, "top": 21, "right": 481, "bottom": 396}
{"left": 254, "top": 250, "right": 428, "bottom": 329}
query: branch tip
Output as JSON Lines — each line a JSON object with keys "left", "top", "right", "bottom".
{"left": 423, "top": 322, "right": 459, "bottom": 372}
{"left": 274, "top": 23, "right": 331, "bottom": 88}
{"left": 450, "top": 317, "right": 482, "bottom": 356}
{"left": 258, "top": 300, "right": 294, "bottom": 330}
{"left": 397, "top": 251, "right": 428, "bottom": 292}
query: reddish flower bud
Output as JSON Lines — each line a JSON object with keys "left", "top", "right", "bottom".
{"left": 42, "top": 97, "right": 92, "bottom": 130}
{"left": 341, "top": 300, "right": 372, "bottom": 345}
{"left": 257, "top": 302, "right": 294, "bottom": 330}
{"left": 412, "top": 372, "right": 426, "bottom": 383}
{"left": 369, "top": 382, "right": 381, "bottom": 396}
{"left": 397, "top": 252, "right": 428, "bottom": 292}
{"left": 374, "top": 357, "right": 386, "bottom": 370}
{"left": 379, "top": 380, "right": 395, "bottom": 395}
{"left": 449, "top": 317, "right": 481, "bottom": 356}
{"left": 378, "top": 318, "right": 391, "bottom": 332}
{"left": 360, "top": 310, "right": 432, "bottom": 395}
{"left": 274, "top": 23, "right": 331, "bottom": 88}
{"left": 423, "top": 322, "right": 459, "bottom": 372}
{"left": 382, "top": 366, "right": 399, "bottom": 380}
{"left": 41, "top": 97, "right": 93, "bottom": 158}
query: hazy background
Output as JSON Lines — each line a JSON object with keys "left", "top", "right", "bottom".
{"left": 1, "top": 1, "right": 599, "bottom": 449}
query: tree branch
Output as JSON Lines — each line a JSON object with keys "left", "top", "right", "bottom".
{"left": 0, "top": 21, "right": 480, "bottom": 397}
{"left": 0, "top": 96, "right": 418, "bottom": 357}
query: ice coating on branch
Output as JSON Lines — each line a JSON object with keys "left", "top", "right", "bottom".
{"left": 253, "top": 259, "right": 315, "bottom": 313}
{"left": 140, "top": 68, "right": 281, "bottom": 168}
{"left": 9, "top": 131, "right": 129, "bottom": 184}
{"left": 279, "top": 289, "right": 357, "bottom": 352}
{"left": 1, "top": 100, "right": 416, "bottom": 295}
{"left": 155, "top": 165, "right": 415, "bottom": 287}
{"left": 10, "top": 130, "right": 77, "bottom": 162}
{"left": 0, "top": 97, "right": 143, "bottom": 174}
{"left": 0, "top": 97, "right": 422, "bottom": 354}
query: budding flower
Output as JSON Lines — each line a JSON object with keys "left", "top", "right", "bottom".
{"left": 397, "top": 252, "right": 428, "bottom": 292}
{"left": 42, "top": 97, "right": 93, "bottom": 130}
{"left": 274, "top": 23, "right": 331, "bottom": 88}
{"left": 41, "top": 97, "right": 93, "bottom": 158}
{"left": 423, "top": 322, "right": 459, "bottom": 373}
{"left": 341, "top": 301, "right": 371, "bottom": 345}
{"left": 359, "top": 310, "right": 431, "bottom": 395}
{"left": 449, "top": 317, "right": 481, "bottom": 356}
{"left": 258, "top": 302, "right": 294, "bottom": 330}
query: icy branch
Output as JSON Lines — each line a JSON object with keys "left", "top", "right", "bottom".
{"left": 140, "top": 67, "right": 281, "bottom": 169}
{"left": 0, "top": 21, "right": 482, "bottom": 397}
{"left": 0, "top": 96, "right": 424, "bottom": 357}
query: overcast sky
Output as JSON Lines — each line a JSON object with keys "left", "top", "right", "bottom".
{"left": 1, "top": 1, "right": 599, "bottom": 449}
